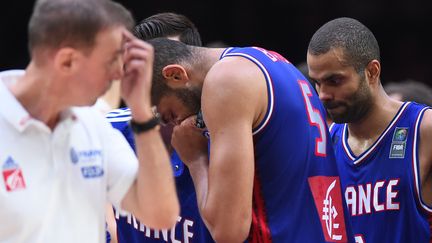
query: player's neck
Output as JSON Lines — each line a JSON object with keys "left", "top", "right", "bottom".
{"left": 190, "top": 48, "right": 225, "bottom": 85}
{"left": 10, "top": 64, "right": 65, "bottom": 129}
{"left": 201, "top": 48, "right": 225, "bottom": 69}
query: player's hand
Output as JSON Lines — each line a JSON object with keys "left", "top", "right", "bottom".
{"left": 120, "top": 30, "right": 154, "bottom": 120}
{"left": 171, "top": 116, "right": 208, "bottom": 166}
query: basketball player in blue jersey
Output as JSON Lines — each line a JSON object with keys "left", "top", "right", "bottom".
{"left": 107, "top": 108, "right": 213, "bottom": 243}
{"left": 105, "top": 13, "right": 214, "bottom": 243}
{"left": 146, "top": 38, "right": 355, "bottom": 242}
{"left": 307, "top": 17, "right": 432, "bottom": 242}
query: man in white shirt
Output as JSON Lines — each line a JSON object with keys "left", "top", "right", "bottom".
{"left": 0, "top": 0, "right": 179, "bottom": 242}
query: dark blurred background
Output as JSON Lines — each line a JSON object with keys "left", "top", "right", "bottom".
{"left": 1, "top": 0, "right": 431, "bottom": 86}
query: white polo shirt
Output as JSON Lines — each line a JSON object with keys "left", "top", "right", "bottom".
{"left": 0, "top": 70, "right": 138, "bottom": 243}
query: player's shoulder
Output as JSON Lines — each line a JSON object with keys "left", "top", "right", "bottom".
{"left": 207, "top": 55, "right": 263, "bottom": 94}
{"left": 204, "top": 61, "right": 264, "bottom": 118}
{"left": 328, "top": 122, "right": 345, "bottom": 143}
{"left": 404, "top": 102, "right": 432, "bottom": 132}
{"left": 420, "top": 107, "right": 432, "bottom": 132}
{"left": 329, "top": 122, "right": 343, "bottom": 133}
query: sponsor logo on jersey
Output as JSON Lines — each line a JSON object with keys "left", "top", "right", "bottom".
{"left": 308, "top": 176, "right": 347, "bottom": 242}
{"left": 389, "top": 127, "right": 408, "bottom": 158}
{"left": 2, "top": 156, "right": 26, "bottom": 192}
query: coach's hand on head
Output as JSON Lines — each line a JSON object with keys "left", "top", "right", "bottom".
{"left": 121, "top": 30, "right": 154, "bottom": 122}
{"left": 118, "top": 30, "right": 179, "bottom": 229}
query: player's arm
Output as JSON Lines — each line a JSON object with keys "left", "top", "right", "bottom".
{"left": 192, "top": 60, "right": 262, "bottom": 242}
{"left": 118, "top": 31, "right": 179, "bottom": 229}
{"left": 419, "top": 109, "right": 432, "bottom": 205}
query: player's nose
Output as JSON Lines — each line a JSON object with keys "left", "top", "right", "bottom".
{"left": 317, "top": 85, "right": 333, "bottom": 102}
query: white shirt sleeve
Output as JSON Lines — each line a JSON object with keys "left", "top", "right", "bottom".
{"left": 98, "top": 114, "right": 138, "bottom": 210}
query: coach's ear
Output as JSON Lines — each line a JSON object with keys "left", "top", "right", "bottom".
{"left": 54, "top": 47, "right": 80, "bottom": 74}
{"left": 162, "top": 64, "right": 189, "bottom": 88}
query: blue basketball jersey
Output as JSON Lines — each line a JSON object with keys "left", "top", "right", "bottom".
{"left": 220, "top": 47, "right": 354, "bottom": 243}
{"left": 329, "top": 102, "right": 432, "bottom": 243}
{"left": 106, "top": 108, "right": 214, "bottom": 243}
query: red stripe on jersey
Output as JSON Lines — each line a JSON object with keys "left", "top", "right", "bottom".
{"left": 248, "top": 172, "right": 272, "bottom": 243}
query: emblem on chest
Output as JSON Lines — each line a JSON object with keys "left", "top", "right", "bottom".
{"left": 2, "top": 156, "right": 26, "bottom": 192}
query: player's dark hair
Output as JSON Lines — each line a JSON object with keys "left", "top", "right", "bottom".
{"left": 147, "top": 38, "right": 200, "bottom": 105}
{"left": 308, "top": 17, "right": 380, "bottom": 73}
{"left": 133, "top": 12, "right": 202, "bottom": 46}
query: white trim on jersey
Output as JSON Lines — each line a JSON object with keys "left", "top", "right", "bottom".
{"left": 220, "top": 47, "right": 234, "bottom": 58}
{"left": 411, "top": 107, "right": 432, "bottom": 213}
{"left": 107, "top": 116, "right": 132, "bottom": 123}
{"left": 341, "top": 124, "right": 355, "bottom": 161}
{"left": 106, "top": 108, "right": 131, "bottom": 118}
{"left": 329, "top": 122, "right": 336, "bottom": 132}
{"left": 222, "top": 52, "right": 275, "bottom": 136}
{"left": 106, "top": 108, "right": 132, "bottom": 123}
{"left": 342, "top": 102, "right": 410, "bottom": 164}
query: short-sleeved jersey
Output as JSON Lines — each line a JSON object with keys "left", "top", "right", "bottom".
{"left": 106, "top": 108, "right": 214, "bottom": 243}
{"left": 220, "top": 47, "right": 354, "bottom": 242}
{"left": 0, "top": 70, "right": 138, "bottom": 243}
{"left": 330, "top": 102, "right": 432, "bottom": 243}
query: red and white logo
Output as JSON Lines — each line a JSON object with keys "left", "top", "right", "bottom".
{"left": 2, "top": 157, "right": 26, "bottom": 192}
{"left": 308, "top": 176, "right": 347, "bottom": 242}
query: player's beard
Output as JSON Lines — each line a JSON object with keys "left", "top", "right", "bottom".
{"left": 173, "top": 86, "right": 202, "bottom": 116}
{"left": 325, "top": 77, "right": 373, "bottom": 124}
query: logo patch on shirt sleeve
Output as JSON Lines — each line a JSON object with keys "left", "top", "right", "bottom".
{"left": 389, "top": 127, "right": 408, "bottom": 158}
{"left": 81, "top": 166, "right": 104, "bottom": 178}
{"left": 2, "top": 156, "right": 26, "bottom": 192}
{"left": 308, "top": 176, "right": 348, "bottom": 242}
{"left": 70, "top": 147, "right": 103, "bottom": 164}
